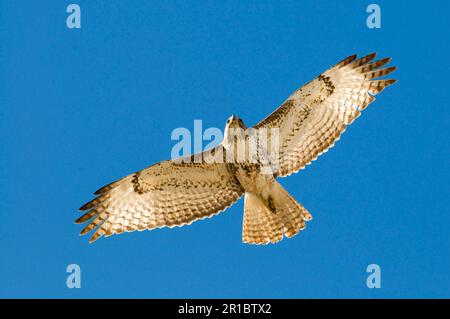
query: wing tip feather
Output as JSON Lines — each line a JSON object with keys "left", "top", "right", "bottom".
{"left": 74, "top": 211, "right": 95, "bottom": 224}
{"left": 337, "top": 54, "right": 357, "bottom": 68}
{"left": 93, "top": 179, "right": 120, "bottom": 195}
{"left": 79, "top": 201, "right": 93, "bottom": 211}
{"left": 89, "top": 234, "right": 101, "bottom": 243}
{"left": 381, "top": 78, "right": 398, "bottom": 87}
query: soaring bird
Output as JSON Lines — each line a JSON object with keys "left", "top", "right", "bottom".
{"left": 77, "top": 53, "right": 397, "bottom": 244}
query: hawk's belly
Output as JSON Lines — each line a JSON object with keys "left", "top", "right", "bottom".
{"left": 229, "top": 163, "right": 274, "bottom": 195}
{"left": 223, "top": 134, "right": 276, "bottom": 195}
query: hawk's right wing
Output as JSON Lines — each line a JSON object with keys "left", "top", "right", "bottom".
{"left": 76, "top": 146, "right": 244, "bottom": 243}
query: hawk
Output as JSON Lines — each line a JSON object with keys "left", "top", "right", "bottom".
{"left": 77, "top": 53, "right": 397, "bottom": 244}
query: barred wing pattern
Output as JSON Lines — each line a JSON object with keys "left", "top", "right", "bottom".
{"left": 255, "top": 53, "right": 397, "bottom": 177}
{"left": 77, "top": 146, "right": 244, "bottom": 243}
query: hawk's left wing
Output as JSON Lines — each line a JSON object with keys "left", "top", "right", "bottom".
{"left": 76, "top": 146, "right": 244, "bottom": 243}
{"left": 255, "top": 53, "right": 397, "bottom": 177}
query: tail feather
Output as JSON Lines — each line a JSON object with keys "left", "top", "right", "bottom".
{"left": 243, "top": 193, "right": 283, "bottom": 244}
{"left": 242, "top": 182, "right": 312, "bottom": 245}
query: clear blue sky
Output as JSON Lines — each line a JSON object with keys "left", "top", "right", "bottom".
{"left": 0, "top": 1, "right": 448, "bottom": 298}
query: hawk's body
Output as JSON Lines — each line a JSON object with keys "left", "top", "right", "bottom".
{"left": 77, "top": 53, "right": 397, "bottom": 244}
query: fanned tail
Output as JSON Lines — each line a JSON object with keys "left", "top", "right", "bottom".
{"left": 242, "top": 182, "right": 312, "bottom": 245}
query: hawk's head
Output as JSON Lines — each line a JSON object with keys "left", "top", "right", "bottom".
{"left": 225, "top": 115, "right": 248, "bottom": 130}
{"left": 223, "top": 115, "right": 249, "bottom": 148}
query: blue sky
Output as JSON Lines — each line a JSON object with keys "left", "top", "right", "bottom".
{"left": 0, "top": 1, "right": 449, "bottom": 298}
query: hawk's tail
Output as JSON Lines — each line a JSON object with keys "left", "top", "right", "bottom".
{"left": 242, "top": 182, "right": 312, "bottom": 245}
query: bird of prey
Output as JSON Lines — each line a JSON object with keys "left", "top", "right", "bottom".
{"left": 77, "top": 53, "right": 397, "bottom": 244}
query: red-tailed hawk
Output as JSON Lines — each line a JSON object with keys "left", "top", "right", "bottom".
{"left": 77, "top": 53, "right": 397, "bottom": 244}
